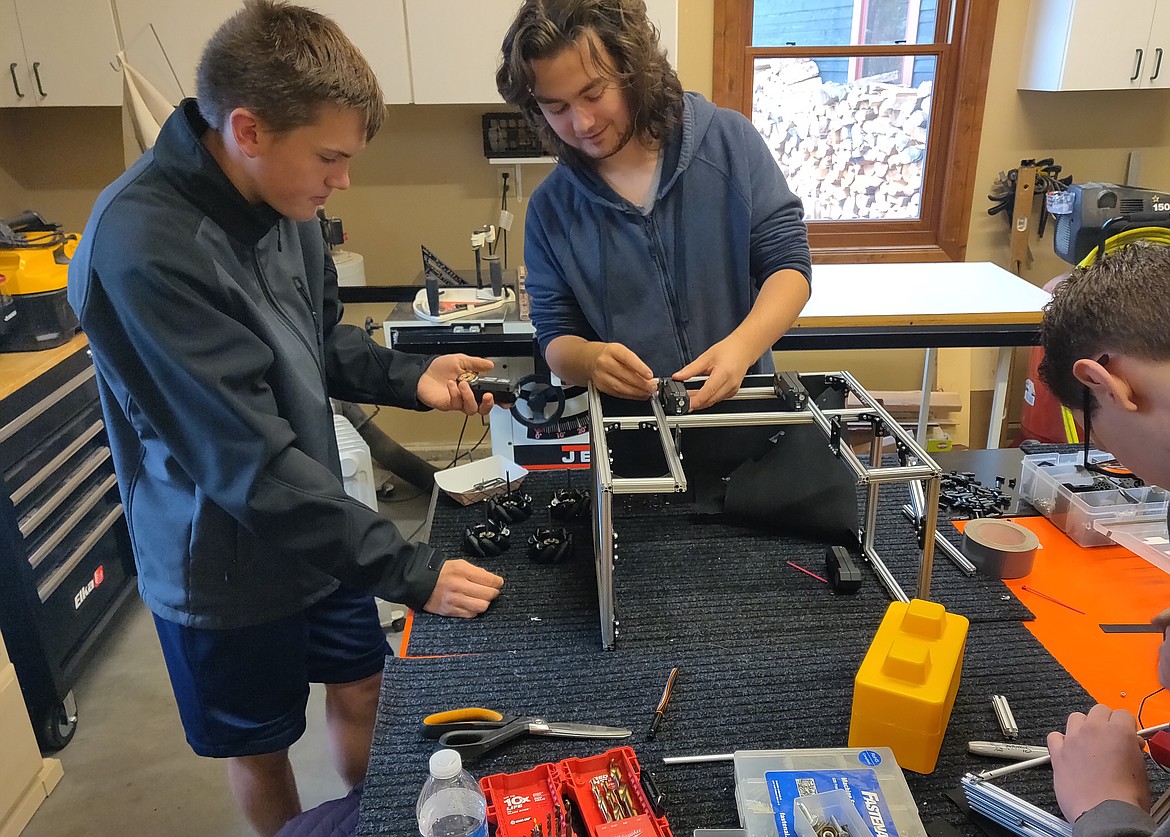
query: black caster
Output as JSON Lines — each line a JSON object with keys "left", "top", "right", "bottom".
{"left": 527, "top": 527, "right": 574, "bottom": 564}
{"left": 36, "top": 693, "right": 77, "bottom": 751}
{"left": 463, "top": 520, "right": 511, "bottom": 558}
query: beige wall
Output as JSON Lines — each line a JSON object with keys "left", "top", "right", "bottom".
{"left": 4, "top": 1, "right": 1170, "bottom": 448}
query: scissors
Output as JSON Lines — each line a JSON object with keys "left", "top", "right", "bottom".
{"left": 421, "top": 707, "right": 631, "bottom": 763}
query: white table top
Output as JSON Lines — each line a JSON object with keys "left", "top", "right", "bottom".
{"left": 797, "top": 262, "right": 1052, "bottom": 328}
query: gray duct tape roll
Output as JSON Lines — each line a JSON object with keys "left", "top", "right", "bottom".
{"left": 962, "top": 518, "right": 1040, "bottom": 579}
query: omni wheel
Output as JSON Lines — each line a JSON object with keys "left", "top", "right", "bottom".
{"left": 511, "top": 374, "right": 566, "bottom": 430}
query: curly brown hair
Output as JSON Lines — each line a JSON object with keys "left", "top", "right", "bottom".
{"left": 1040, "top": 241, "right": 1170, "bottom": 411}
{"left": 496, "top": 0, "right": 683, "bottom": 168}
{"left": 197, "top": 0, "right": 384, "bottom": 142}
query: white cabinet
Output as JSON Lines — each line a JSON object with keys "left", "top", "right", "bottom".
{"left": 23, "top": 1, "right": 679, "bottom": 109}
{"left": 316, "top": 1, "right": 411, "bottom": 104}
{"left": 1019, "top": 0, "right": 1170, "bottom": 90}
{"left": 404, "top": 0, "right": 518, "bottom": 105}
{"left": 1, "top": 0, "right": 121, "bottom": 107}
{"left": 114, "top": 1, "right": 412, "bottom": 107}
{"left": 404, "top": 0, "right": 678, "bottom": 104}
{"left": 113, "top": 0, "right": 242, "bottom": 104}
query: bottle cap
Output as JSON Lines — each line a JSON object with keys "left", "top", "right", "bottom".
{"left": 429, "top": 749, "right": 462, "bottom": 780}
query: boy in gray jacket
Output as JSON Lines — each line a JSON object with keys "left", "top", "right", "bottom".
{"left": 68, "top": 3, "right": 503, "bottom": 833}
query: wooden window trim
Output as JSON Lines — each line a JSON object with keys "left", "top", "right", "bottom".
{"left": 713, "top": 0, "right": 999, "bottom": 263}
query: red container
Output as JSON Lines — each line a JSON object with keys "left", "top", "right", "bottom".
{"left": 480, "top": 747, "right": 672, "bottom": 837}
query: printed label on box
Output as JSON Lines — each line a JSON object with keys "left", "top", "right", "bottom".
{"left": 765, "top": 769, "right": 900, "bottom": 837}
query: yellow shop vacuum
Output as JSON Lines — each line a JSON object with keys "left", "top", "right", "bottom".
{"left": 0, "top": 211, "right": 80, "bottom": 352}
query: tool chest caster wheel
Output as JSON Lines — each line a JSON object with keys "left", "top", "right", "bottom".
{"left": 36, "top": 692, "right": 78, "bottom": 751}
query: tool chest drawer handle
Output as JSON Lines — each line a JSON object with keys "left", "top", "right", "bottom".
{"left": 26, "top": 472, "right": 118, "bottom": 571}
{"left": 37, "top": 504, "right": 123, "bottom": 604}
{"left": 0, "top": 367, "right": 96, "bottom": 445}
{"left": 18, "top": 447, "right": 112, "bottom": 538}
{"left": 11, "top": 419, "right": 106, "bottom": 505}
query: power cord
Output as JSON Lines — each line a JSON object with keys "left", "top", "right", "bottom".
{"left": 382, "top": 416, "right": 491, "bottom": 544}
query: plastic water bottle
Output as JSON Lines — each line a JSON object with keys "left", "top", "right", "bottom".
{"left": 416, "top": 749, "right": 488, "bottom": 837}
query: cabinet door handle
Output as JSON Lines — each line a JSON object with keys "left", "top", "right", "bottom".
{"left": 1133, "top": 48, "right": 1145, "bottom": 81}
{"left": 1152, "top": 48, "right": 1164, "bottom": 81}
{"left": 31, "top": 61, "right": 45, "bottom": 97}
{"left": 9, "top": 62, "right": 24, "bottom": 97}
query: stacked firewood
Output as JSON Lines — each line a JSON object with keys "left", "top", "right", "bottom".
{"left": 751, "top": 58, "right": 931, "bottom": 221}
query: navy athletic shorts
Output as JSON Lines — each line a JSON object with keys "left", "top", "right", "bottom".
{"left": 152, "top": 585, "right": 389, "bottom": 758}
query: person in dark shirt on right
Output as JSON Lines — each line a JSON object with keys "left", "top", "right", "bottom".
{"left": 1039, "top": 241, "right": 1170, "bottom": 836}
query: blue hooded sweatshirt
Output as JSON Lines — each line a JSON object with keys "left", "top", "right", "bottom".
{"left": 523, "top": 92, "right": 811, "bottom": 377}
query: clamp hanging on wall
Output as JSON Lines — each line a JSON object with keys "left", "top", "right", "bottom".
{"left": 987, "top": 158, "right": 1072, "bottom": 275}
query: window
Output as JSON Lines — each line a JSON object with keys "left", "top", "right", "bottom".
{"left": 714, "top": 0, "right": 999, "bottom": 262}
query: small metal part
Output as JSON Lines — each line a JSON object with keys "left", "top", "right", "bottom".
{"left": 991, "top": 694, "right": 1019, "bottom": 740}
{"left": 662, "top": 752, "right": 733, "bottom": 764}
{"left": 657, "top": 377, "right": 690, "bottom": 415}
{"left": 961, "top": 776, "right": 1071, "bottom": 836}
{"left": 591, "top": 779, "right": 613, "bottom": 822}
{"left": 1100, "top": 623, "right": 1164, "bottom": 633}
{"left": 773, "top": 370, "right": 808, "bottom": 411}
{"left": 639, "top": 770, "right": 667, "bottom": 817}
{"left": 560, "top": 796, "right": 576, "bottom": 837}
{"left": 605, "top": 787, "right": 625, "bottom": 820}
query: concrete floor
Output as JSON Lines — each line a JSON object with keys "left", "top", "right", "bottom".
{"left": 20, "top": 483, "right": 428, "bottom": 837}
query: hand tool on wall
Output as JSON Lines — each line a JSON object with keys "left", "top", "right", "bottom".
{"left": 987, "top": 159, "right": 1073, "bottom": 275}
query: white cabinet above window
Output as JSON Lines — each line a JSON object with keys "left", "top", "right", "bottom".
{"left": 1, "top": 0, "right": 121, "bottom": 107}
{"left": 1019, "top": 0, "right": 1170, "bottom": 91}
{"left": 404, "top": 0, "right": 678, "bottom": 104}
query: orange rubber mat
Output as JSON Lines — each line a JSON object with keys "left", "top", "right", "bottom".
{"left": 955, "top": 516, "right": 1170, "bottom": 718}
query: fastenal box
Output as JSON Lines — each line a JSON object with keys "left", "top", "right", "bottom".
{"left": 732, "top": 748, "right": 928, "bottom": 837}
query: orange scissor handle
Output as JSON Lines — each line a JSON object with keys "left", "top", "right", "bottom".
{"left": 422, "top": 707, "right": 506, "bottom": 726}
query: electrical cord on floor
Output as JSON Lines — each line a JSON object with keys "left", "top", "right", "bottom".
{"left": 403, "top": 517, "right": 429, "bottom": 542}
{"left": 383, "top": 416, "right": 491, "bottom": 544}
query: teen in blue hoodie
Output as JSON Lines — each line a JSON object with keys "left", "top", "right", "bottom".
{"left": 498, "top": 0, "right": 811, "bottom": 412}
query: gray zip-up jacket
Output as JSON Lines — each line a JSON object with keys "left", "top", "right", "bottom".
{"left": 1075, "top": 799, "right": 1162, "bottom": 836}
{"left": 68, "top": 99, "right": 444, "bottom": 629}
{"left": 524, "top": 92, "right": 811, "bottom": 376}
